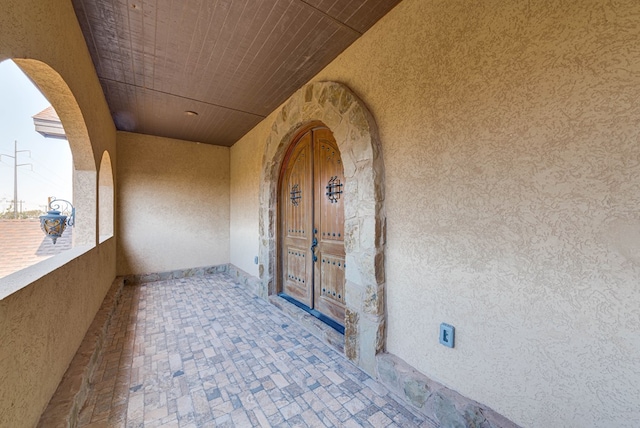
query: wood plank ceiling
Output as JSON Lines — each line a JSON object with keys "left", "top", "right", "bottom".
{"left": 72, "top": 0, "right": 401, "bottom": 146}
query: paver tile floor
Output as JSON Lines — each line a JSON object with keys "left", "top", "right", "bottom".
{"left": 78, "top": 273, "right": 437, "bottom": 427}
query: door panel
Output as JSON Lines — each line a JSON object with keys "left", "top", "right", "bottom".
{"left": 281, "top": 132, "right": 313, "bottom": 308}
{"left": 313, "top": 129, "right": 346, "bottom": 324}
{"left": 279, "top": 127, "right": 345, "bottom": 329}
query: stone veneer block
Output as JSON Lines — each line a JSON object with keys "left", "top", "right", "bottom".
{"left": 123, "top": 264, "right": 228, "bottom": 286}
{"left": 228, "top": 264, "right": 263, "bottom": 297}
{"left": 344, "top": 308, "right": 359, "bottom": 361}
{"left": 37, "top": 277, "right": 125, "bottom": 428}
{"left": 376, "top": 353, "right": 520, "bottom": 428}
{"left": 268, "top": 295, "right": 345, "bottom": 354}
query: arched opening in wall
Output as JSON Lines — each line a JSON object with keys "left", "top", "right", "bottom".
{"left": 278, "top": 123, "right": 346, "bottom": 333}
{"left": 98, "top": 151, "right": 114, "bottom": 242}
{"left": 0, "top": 58, "right": 96, "bottom": 281}
{"left": 0, "top": 60, "right": 72, "bottom": 278}
{"left": 260, "top": 81, "right": 386, "bottom": 375}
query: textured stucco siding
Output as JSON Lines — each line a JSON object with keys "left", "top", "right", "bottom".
{"left": 230, "top": 0, "right": 640, "bottom": 426}
{"left": 116, "top": 132, "right": 230, "bottom": 276}
{"left": 230, "top": 133, "right": 262, "bottom": 277}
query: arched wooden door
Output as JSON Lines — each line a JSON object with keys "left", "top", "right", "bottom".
{"left": 279, "top": 125, "right": 345, "bottom": 332}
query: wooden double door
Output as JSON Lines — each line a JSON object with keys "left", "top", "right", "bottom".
{"left": 279, "top": 126, "right": 345, "bottom": 330}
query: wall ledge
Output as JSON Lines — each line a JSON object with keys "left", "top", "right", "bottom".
{"left": 0, "top": 244, "right": 94, "bottom": 301}
{"left": 376, "top": 353, "right": 520, "bottom": 428}
{"left": 37, "top": 276, "right": 124, "bottom": 428}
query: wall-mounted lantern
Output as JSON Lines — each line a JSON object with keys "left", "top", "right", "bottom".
{"left": 40, "top": 197, "right": 75, "bottom": 244}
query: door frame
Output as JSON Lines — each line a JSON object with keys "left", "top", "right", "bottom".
{"left": 258, "top": 81, "right": 386, "bottom": 376}
{"left": 277, "top": 123, "right": 346, "bottom": 333}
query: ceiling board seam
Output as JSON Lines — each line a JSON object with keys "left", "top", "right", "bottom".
{"left": 99, "top": 77, "right": 266, "bottom": 119}
{"left": 217, "top": 0, "right": 269, "bottom": 102}
{"left": 261, "top": 25, "right": 348, "bottom": 106}
{"left": 76, "top": 0, "right": 103, "bottom": 76}
{"left": 219, "top": 0, "right": 297, "bottom": 104}
{"left": 152, "top": 0, "right": 158, "bottom": 93}
{"left": 195, "top": 0, "right": 235, "bottom": 98}
{"left": 251, "top": 10, "right": 324, "bottom": 106}
{"left": 203, "top": 0, "right": 251, "bottom": 101}
{"left": 214, "top": 0, "right": 263, "bottom": 100}
{"left": 238, "top": 1, "right": 309, "bottom": 109}
{"left": 295, "top": 0, "right": 362, "bottom": 36}
{"left": 192, "top": 0, "right": 221, "bottom": 74}
{"left": 181, "top": 0, "right": 205, "bottom": 76}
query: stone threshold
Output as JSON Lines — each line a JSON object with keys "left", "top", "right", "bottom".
{"left": 268, "top": 295, "right": 345, "bottom": 353}
{"left": 37, "top": 277, "right": 124, "bottom": 428}
{"left": 227, "top": 264, "right": 345, "bottom": 355}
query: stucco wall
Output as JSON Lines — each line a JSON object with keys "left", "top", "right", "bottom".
{"left": 230, "top": 0, "right": 640, "bottom": 426}
{"left": 0, "top": 243, "right": 116, "bottom": 427}
{"left": 0, "top": 2, "right": 117, "bottom": 427}
{"left": 230, "top": 128, "right": 263, "bottom": 277}
{"left": 116, "top": 132, "right": 230, "bottom": 275}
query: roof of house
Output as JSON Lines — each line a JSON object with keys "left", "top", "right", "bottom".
{"left": 32, "top": 106, "right": 67, "bottom": 139}
{"left": 32, "top": 106, "right": 60, "bottom": 122}
{"left": 0, "top": 220, "right": 73, "bottom": 278}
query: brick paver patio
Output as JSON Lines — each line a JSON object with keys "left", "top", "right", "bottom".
{"left": 77, "top": 273, "right": 436, "bottom": 427}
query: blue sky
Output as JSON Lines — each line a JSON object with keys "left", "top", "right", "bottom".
{"left": 0, "top": 60, "right": 73, "bottom": 213}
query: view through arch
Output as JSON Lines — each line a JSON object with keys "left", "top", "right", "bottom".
{"left": 0, "top": 57, "right": 97, "bottom": 278}
{"left": 99, "top": 151, "right": 114, "bottom": 242}
{"left": 0, "top": 59, "right": 73, "bottom": 278}
{"left": 13, "top": 58, "right": 97, "bottom": 248}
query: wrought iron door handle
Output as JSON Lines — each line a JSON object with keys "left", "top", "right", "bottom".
{"left": 311, "top": 238, "right": 318, "bottom": 262}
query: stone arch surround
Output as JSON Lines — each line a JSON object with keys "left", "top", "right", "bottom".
{"left": 259, "top": 81, "right": 386, "bottom": 374}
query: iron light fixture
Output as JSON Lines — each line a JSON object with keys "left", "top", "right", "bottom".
{"left": 40, "top": 197, "right": 75, "bottom": 244}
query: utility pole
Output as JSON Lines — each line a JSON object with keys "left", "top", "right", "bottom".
{"left": 0, "top": 140, "right": 32, "bottom": 219}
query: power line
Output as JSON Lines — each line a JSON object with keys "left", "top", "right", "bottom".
{"left": 20, "top": 168, "right": 65, "bottom": 189}
{"left": 30, "top": 156, "right": 71, "bottom": 184}
{"left": 0, "top": 140, "right": 32, "bottom": 218}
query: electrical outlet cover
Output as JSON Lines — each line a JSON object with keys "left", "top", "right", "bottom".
{"left": 439, "top": 323, "right": 455, "bottom": 348}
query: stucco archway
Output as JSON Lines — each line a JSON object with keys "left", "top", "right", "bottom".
{"left": 10, "top": 58, "right": 97, "bottom": 246}
{"left": 98, "top": 150, "right": 114, "bottom": 242}
{"left": 259, "top": 81, "right": 386, "bottom": 374}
